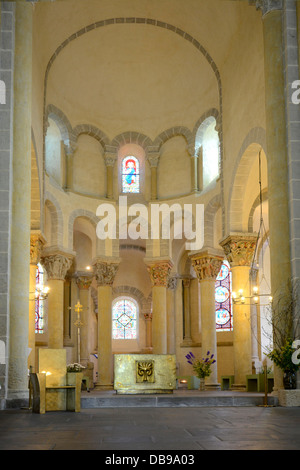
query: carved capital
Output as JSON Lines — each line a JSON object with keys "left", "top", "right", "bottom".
{"left": 94, "top": 260, "right": 119, "bottom": 287}
{"left": 147, "top": 152, "right": 160, "bottom": 168}
{"left": 167, "top": 276, "right": 178, "bottom": 290}
{"left": 191, "top": 253, "right": 223, "bottom": 282}
{"left": 30, "top": 232, "right": 46, "bottom": 266}
{"left": 76, "top": 273, "right": 93, "bottom": 290}
{"left": 146, "top": 260, "right": 173, "bottom": 287}
{"left": 220, "top": 234, "right": 257, "bottom": 268}
{"left": 144, "top": 312, "right": 153, "bottom": 321}
{"left": 42, "top": 253, "right": 73, "bottom": 280}
{"left": 104, "top": 152, "right": 117, "bottom": 167}
{"left": 253, "top": 0, "right": 283, "bottom": 15}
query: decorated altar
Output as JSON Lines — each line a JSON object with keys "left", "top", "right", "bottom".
{"left": 114, "top": 354, "right": 176, "bottom": 394}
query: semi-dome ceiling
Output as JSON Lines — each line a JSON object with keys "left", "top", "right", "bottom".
{"left": 46, "top": 23, "right": 220, "bottom": 140}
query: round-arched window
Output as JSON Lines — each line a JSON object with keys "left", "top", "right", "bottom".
{"left": 121, "top": 156, "right": 140, "bottom": 193}
{"left": 112, "top": 298, "right": 138, "bottom": 339}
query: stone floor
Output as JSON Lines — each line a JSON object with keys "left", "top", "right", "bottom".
{"left": 1, "top": 393, "right": 300, "bottom": 451}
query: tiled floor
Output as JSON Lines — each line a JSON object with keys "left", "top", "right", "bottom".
{"left": 0, "top": 405, "right": 300, "bottom": 450}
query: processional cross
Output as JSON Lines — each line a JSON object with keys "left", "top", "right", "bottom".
{"left": 74, "top": 300, "right": 84, "bottom": 364}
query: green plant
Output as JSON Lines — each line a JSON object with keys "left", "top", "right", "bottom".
{"left": 185, "top": 351, "right": 216, "bottom": 379}
{"left": 267, "top": 338, "right": 300, "bottom": 373}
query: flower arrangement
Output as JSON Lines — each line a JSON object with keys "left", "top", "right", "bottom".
{"left": 67, "top": 363, "right": 86, "bottom": 373}
{"left": 267, "top": 338, "right": 300, "bottom": 373}
{"left": 185, "top": 351, "right": 216, "bottom": 379}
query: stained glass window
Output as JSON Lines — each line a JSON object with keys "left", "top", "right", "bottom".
{"left": 122, "top": 156, "right": 140, "bottom": 193}
{"left": 112, "top": 298, "right": 138, "bottom": 339}
{"left": 215, "top": 260, "right": 233, "bottom": 331}
{"left": 35, "top": 263, "right": 45, "bottom": 334}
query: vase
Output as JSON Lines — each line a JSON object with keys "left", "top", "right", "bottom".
{"left": 283, "top": 370, "right": 297, "bottom": 390}
{"left": 199, "top": 377, "right": 205, "bottom": 391}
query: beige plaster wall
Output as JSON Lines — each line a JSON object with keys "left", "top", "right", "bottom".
{"left": 73, "top": 134, "right": 106, "bottom": 198}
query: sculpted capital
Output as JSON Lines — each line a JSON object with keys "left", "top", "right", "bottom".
{"left": 254, "top": 0, "right": 283, "bottom": 16}
{"left": 42, "top": 252, "right": 73, "bottom": 280}
{"left": 220, "top": 234, "right": 257, "bottom": 268}
{"left": 94, "top": 260, "right": 119, "bottom": 286}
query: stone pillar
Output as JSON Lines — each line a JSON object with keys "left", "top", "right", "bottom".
{"left": 75, "top": 273, "right": 93, "bottom": 367}
{"left": 258, "top": 1, "right": 291, "bottom": 298}
{"left": 148, "top": 153, "right": 159, "bottom": 200}
{"left": 104, "top": 153, "right": 116, "bottom": 199}
{"left": 94, "top": 259, "right": 119, "bottom": 390}
{"left": 146, "top": 260, "right": 172, "bottom": 354}
{"left": 188, "top": 145, "right": 201, "bottom": 193}
{"left": 182, "top": 278, "right": 193, "bottom": 346}
{"left": 65, "top": 145, "right": 75, "bottom": 191}
{"left": 144, "top": 313, "right": 153, "bottom": 351}
{"left": 256, "top": 0, "right": 292, "bottom": 390}
{"left": 29, "top": 232, "right": 45, "bottom": 372}
{"left": 7, "top": 0, "right": 33, "bottom": 400}
{"left": 167, "top": 276, "right": 177, "bottom": 354}
{"left": 220, "top": 234, "right": 257, "bottom": 389}
{"left": 42, "top": 250, "right": 73, "bottom": 349}
{"left": 191, "top": 250, "right": 223, "bottom": 389}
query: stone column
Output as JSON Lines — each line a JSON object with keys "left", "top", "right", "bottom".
{"left": 42, "top": 250, "right": 73, "bottom": 349}
{"left": 182, "top": 278, "right": 193, "bottom": 346}
{"left": 7, "top": 0, "right": 33, "bottom": 400}
{"left": 75, "top": 273, "right": 93, "bottom": 367}
{"left": 144, "top": 313, "right": 153, "bottom": 351}
{"left": 146, "top": 260, "right": 172, "bottom": 354}
{"left": 65, "top": 145, "right": 75, "bottom": 191}
{"left": 258, "top": 1, "right": 291, "bottom": 297}
{"left": 29, "top": 232, "right": 45, "bottom": 372}
{"left": 191, "top": 250, "right": 223, "bottom": 389}
{"left": 167, "top": 276, "right": 177, "bottom": 354}
{"left": 220, "top": 234, "right": 257, "bottom": 389}
{"left": 104, "top": 153, "right": 116, "bottom": 199}
{"left": 256, "top": 0, "right": 292, "bottom": 390}
{"left": 188, "top": 145, "right": 201, "bottom": 193}
{"left": 148, "top": 153, "right": 159, "bottom": 200}
{"left": 94, "top": 259, "right": 119, "bottom": 390}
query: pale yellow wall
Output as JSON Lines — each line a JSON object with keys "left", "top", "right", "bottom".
{"left": 73, "top": 134, "right": 106, "bottom": 198}
{"left": 158, "top": 136, "right": 191, "bottom": 199}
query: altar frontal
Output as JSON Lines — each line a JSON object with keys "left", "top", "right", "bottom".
{"left": 114, "top": 354, "right": 176, "bottom": 394}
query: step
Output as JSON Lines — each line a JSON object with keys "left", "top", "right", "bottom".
{"left": 80, "top": 390, "right": 279, "bottom": 408}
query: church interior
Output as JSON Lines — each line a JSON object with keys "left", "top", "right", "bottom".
{"left": 1, "top": 0, "right": 300, "bottom": 428}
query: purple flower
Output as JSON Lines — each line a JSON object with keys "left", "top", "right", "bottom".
{"left": 190, "top": 352, "right": 195, "bottom": 358}
{"left": 207, "top": 351, "right": 210, "bottom": 356}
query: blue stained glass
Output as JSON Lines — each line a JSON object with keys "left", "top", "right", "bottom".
{"left": 215, "top": 260, "right": 233, "bottom": 331}
{"left": 122, "top": 156, "right": 140, "bottom": 193}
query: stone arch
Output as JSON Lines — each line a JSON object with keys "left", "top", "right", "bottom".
{"left": 112, "top": 285, "right": 150, "bottom": 315}
{"left": 44, "top": 192, "right": 63, "bottom": 246}
{"left": 68, "top": 209, "right": 99, "bottom": 251}
{"left": 248, "top": 188, "right": 268, "bottom": 233}
{"left": 227, "top": 127, "right": 267, "bottom": 233}
{"left": 192, "top": 108, "right": 220, "bottom": 147}
{"left": 111, "top": 131, "right": 153, "bottom": 155}
{"left": 45, "top": 104, "right": 75, "bottom": 150}
{"left": 153, "top": 126, "right": 193, "bottom": 153}
{"left": 73, "top": 124, "right": 110, "bottom": 153}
